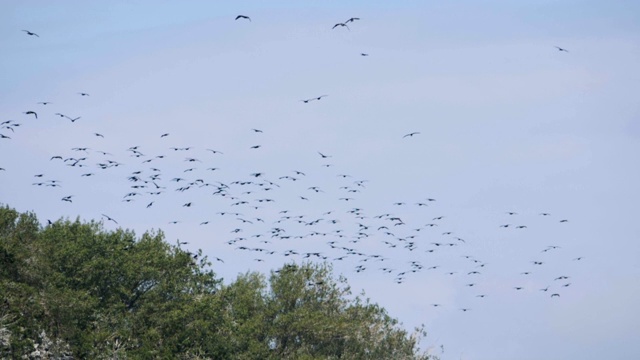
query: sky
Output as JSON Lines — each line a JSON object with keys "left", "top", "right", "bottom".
{"left": 2, "top": 1, "right": 640, "bottom": 359}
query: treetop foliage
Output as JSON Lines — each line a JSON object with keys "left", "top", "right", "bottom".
{"left": 0, "top": 205, "right": 433, "bottom": 359}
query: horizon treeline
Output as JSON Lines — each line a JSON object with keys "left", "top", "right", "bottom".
{"left": 0, "top": 205, "right": 433, "bottom": 359}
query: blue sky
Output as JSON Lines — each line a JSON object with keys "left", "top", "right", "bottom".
{"left": 2, "top": 1, "right": 640, "bottom": 359}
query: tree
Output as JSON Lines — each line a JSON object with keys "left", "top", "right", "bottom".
{"left": 0, "top": 205, "right": 434, "bottom": 359}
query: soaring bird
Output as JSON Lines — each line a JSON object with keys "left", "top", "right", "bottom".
{"left": 78, "top": 92, "right": 90, "bottom": 96}
{"left": 403, "top": 132, "right": 420, "bottom": 138}
{"left": 235, "top": 15, "right": 251, "bottom": 21}
{"left": 301, "top": 95, "right": 328, "bottom": 103}
{"left": 332, "top": 22, "right": 350, "bottom": 30}
{"left": 101, "top": 214, "right": 118, "bottom": 224}
{"left": 24, "top": 111, "right": 37, "bottom": 119}
{"left": 22, "top": 30, "right": 39, "bottom": 37}
{"left": 345, "top": 17, "right": 360, "bottom": 23}
{"left": 554, "top": 46, "right": 569, "bottom": 52}
{"left": 38, "top": 102, "right": 51, "bottom": 105}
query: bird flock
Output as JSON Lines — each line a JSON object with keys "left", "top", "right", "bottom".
{"left": 2, "top": 15, "right": 583, "bottom": 316}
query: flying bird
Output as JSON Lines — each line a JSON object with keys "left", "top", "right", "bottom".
{"left": 24, "top": 111, "right": 37, "bottom": 119}
{"left": 403, "top": 132, "right": 420, "bottom": 138}
{"left": 101, "top": 214, "right": 118, "bottom": 224}
{"left": 78, "top": 92, "right": 90, "bottom": 96}
{"left": 235, "top": 15, "right": 251, "bottom": 21}
{"left": 554, "top": 46, "right": 569, "bottom": 52}
{"left": 22, "top": 30, "right": 39, "bottom": 37}
{"left": 332, "top": 22, "right": 350, "bottom": 30}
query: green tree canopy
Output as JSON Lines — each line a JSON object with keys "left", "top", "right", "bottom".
{"left": 0, "top": 205, "right": 434, "bottom": 359}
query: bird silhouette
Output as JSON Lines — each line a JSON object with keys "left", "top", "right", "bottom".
{"left": 24, "top": 111, "right": 37, "bottom": 119}
{"left": 403, "top": 132, "right": 420, "bottom": 138}
{"left": 554, "top": 46, "right": 569, "bottom": 52}
{"left": 235, "top": 15, "right": 251, "bottom": 21}
{"left": 22, "top": 30, "right": 39, "bottom": 37}
{"left": 101, "top": 214, "right": 118, "bottom": 224}
{"left": 332, "top": 23, "right": 350, "bottom": 30}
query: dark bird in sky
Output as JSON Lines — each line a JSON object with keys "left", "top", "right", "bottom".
{"left": 252, "top": 128, "right": 263, "bottom": 133}
{"left": 332, "top": 22, "right": 350, "bottom": 30}
{"left": 78, "top": 92, "right": 90, "bottom": 96}
{"left": 250, "top": 145, "right": 261, "bottom": 149}
{"left": 206, "top": 149, "right": 224, "bottom": 154}
{"left": 301, "top": 95, "right": 328, "bottom": 103}
{"left": 551, "top": 293, "right": 560, "bottom": 297}
{"left": 559, "top": 219, "right": 569, "bottom": 223}
{"left": 66, "top": 116, "right": 81, "bottom": 122}
{"left": 403, "top": 132, "right": 420, "bottom": 138}
{"left": 94, "top": 133, "right": 104, "bottom": 138}
{"left": 0, "top": 134, "right": 10, "bottom": 139}
{"left": 24, "top": 111, "right": 37, "bottom": 119}
{"left": 161, "top": 133, "right": 169, "bottom": 137}
{"left": 345, "top": 17, "right": 360, "bottom": 23}
{"left": 22, "top": 30, "right": 39, "bottom": 37}
{"left": 101, "top": 214, "right": 118, "bottom": 224}
{"left": 318, "top": 151, "right": 331, "bottom": 158}
{"left": 38, "top": 102, "right": 51, "bottom": 105}
{"left": 360, "top": 53, "right": 369, "bottom": 56}
{"left": 61, "top": 195, "right": 73, "bottom": 202}
{"left": 555, "top": 46, "right": 569, "bottom": 52}
{"left": 235, "top": 15, "right": 251, "bottom": 21}
{"left": 506, "top": 212, "right": 518, "bottom": 215}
